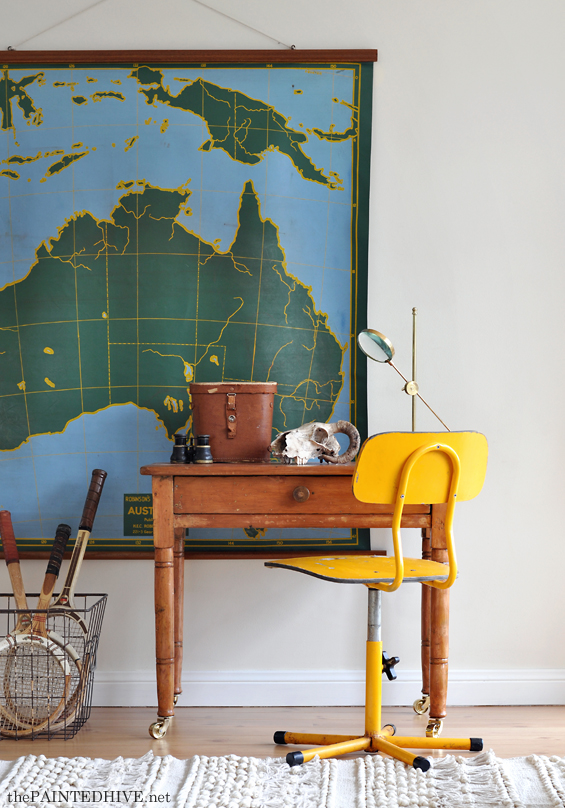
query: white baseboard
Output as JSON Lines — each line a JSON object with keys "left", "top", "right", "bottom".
{"left": 92, "top": 669, "right": 565, "bottom": 707}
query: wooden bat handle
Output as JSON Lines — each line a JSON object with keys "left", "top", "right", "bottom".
{"left": 0, "top": 510, "right": 19, "bottom": 565}
{"left": 45, "top": 524, "right": 71, "bottom": 578}
{"left": 79, "top": 469, "right": 107, "bottom": 531}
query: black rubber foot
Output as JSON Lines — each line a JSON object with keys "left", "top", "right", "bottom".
{"left": 286, "top": 751, "right": 305, "bottom": 767}
{"left": 470, "top": 738, "right": 483, "bottom": 752}
{"left": 274, "top": 731, "right": 287, "bottom": 745}
{"left": 413, "top": 756, "right": 431, "bottom": 772}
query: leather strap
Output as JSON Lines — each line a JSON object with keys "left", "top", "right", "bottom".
{"left": 226, "top": 393, "right": 237, "bottom": 438}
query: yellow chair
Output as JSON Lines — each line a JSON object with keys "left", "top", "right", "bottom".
{"left": 266, "top": 431, "right": 488, "bottom": 770}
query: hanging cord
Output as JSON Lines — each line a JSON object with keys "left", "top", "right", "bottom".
{"left": 191, "top": 0, "right": 295, "bottom": 49}
{"left": 6, "top": 0, "right": 111, "bottom": 51}
{"left": 5, "top": 0, "right": 295, "bottom": 51}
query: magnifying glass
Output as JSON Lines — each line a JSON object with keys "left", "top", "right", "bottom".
{"left": 357, "top": 329, "right": 395, "bottom": 364}
{"left": 357, "top": 326, "right": 450, "bottom": 431}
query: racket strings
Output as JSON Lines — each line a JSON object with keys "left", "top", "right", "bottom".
{"left": 45, "top": 612, "right": 87, "bottom": 726}
{"left": 0, "top": 643, "right": 69, "bottom": 728}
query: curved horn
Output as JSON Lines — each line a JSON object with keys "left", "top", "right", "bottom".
{"left": 321, "top": 421, "right": 361, "bottom": 464}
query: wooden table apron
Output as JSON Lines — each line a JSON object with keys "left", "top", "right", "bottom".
{"left": 140, "top": 462, "right": 450, "bottom": 726}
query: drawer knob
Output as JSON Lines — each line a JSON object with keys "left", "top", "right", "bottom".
{"left": 293, "top": 485, "right": 310, "bottom": 503}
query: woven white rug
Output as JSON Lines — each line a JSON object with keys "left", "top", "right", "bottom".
{"left": 0, "top": 749, "right": 564, "bottom": 807}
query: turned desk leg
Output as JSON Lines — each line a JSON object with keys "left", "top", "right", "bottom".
{"left": 414, "top": 528, "right": 432, "bottom": 716}
{"left": 173, "top": 527, "right": 185, "bottom": 703}
{"left": 149, "top": 475, "right": 175, "bottom": 739}
{"left": 428, "top": 503, "right": 450, "bottom": 737}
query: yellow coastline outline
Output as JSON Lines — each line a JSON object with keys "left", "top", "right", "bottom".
{"left": 132, "top": 70, "right": 343, "bottom": 189}
{"left": 0, "top": 169, "right": 347, "bottom": 451}
{"left": 142, "top": 349, "right": 194, "bottom": 383}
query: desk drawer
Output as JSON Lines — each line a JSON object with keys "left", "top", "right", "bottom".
{"left": 173, "top": 475, "right": 426, "bottom": 515}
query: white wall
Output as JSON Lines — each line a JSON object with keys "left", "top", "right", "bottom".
{"left": 2, "top": 0, "right": 565, "bottom": 707}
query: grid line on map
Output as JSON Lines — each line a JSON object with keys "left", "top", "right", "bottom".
{"left": 0, "top": 61, "right": 367, "bottom": 548}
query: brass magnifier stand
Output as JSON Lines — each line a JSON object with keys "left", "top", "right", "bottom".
{"left": 357, "top": 309, "right": 450, "bottom": 432}
{"left": 357, "top": 310, "right": 449, "bottom": 726}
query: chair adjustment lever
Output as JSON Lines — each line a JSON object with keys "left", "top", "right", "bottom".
{"left": 382, "top": 651, "right": 400, "bottom": 681}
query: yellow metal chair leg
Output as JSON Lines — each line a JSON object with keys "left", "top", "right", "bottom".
{"left": 372, "top": 735, "right": 430, "bottom": 770}
{"left": 388, "top": 736, "right": 483, "bottom": 751}
{"left": 275, "top": 732, "right": 361, "bottom": 746}
{"left": 286, "top": 737, "right": 372, "bottom": 766}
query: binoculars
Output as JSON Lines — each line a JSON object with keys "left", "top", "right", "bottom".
{"left": 170, "top": 434, "right": 213, "bottom": 464}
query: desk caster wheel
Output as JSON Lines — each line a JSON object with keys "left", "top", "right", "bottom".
{"left": 413, "top": 695, "right": 430, "bottom": 715}
{"left": 425, "top": 718, "right": 443, "bottom": 738}
{"left": 149, "top": 717, "right": 171, "bottom": 739}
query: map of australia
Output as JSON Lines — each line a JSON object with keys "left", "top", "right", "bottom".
{"left": 0, "top": 59, "right": 371, "bottom": 547}
{"left": 0, "top": 179, "right": 344, "bottom": 450}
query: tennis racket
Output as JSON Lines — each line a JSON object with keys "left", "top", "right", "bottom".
{"left": 49, "top": 469, "right": 107, "bottom": 642}
{"left": 46, "top": 469, "right": 107, "bottom": 730}
{"left": 0, "top": 523, "right": 73, "bottom": 735}
{"left": 0, "top": 510, "right": 31, "bottom": 635}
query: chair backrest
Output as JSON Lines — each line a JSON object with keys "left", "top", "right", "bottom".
{"left": 353, "top": 431, "right": 487, "bottom": 592}
{"left": 353, "top": 431, "right": 488, "bottom": 505}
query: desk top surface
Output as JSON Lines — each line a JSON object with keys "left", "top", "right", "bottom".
{"left": 140, "top": 462, "right": 356, "bottom": 477}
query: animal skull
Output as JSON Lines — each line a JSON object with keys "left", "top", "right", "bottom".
{"left": 270, "top": 420, "right": 361, "bottom": 465}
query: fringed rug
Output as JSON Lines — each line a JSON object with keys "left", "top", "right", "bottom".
{"left": 0, "top": 749, "right": 564, "bottom": 807}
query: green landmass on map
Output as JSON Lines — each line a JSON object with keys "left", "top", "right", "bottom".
{"left": 0, "top": 70, "right": 44, "bottom": 131}
{"left": 4, "top": 153, "right": 41, "bottom": 165}
{"left": 130, "top": 66, "right": 343, "bottom": 189}
{"left": 311, "top": 100, "right": 358, "bottom": 143}
{"left": 0, "top": 180, "right": 344, "bottom": 450}
{"left": 91, "top": 91, "right": 125, "bottom": 102}
{"left": 44, "top": 151, "right": 89, "bottom": 177}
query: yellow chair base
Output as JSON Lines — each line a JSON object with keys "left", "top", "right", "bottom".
{"left": 275, "top": 729, "right": 483, "bottom": 770}
{"left": 272, "top": 594, "right": 482, "bottom": 771}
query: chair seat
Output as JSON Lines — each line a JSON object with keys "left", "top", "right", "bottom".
{"left": 265, "top": 555, "right": 449, "bottom": 585}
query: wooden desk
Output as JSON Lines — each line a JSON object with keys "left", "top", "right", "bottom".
{"left": 140, "top": 462, "right": 450, "bottom": 739}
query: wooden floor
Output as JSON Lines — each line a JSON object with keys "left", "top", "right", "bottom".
{"left": 0, "top": 705, "right": 564, "bottom": 760}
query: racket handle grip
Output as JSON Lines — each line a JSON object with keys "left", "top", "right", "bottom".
{"left": 79, "top": 469, "right": 107, "bottom": 531}
{"left": 46, "top": 523, "right": 72, "bottom": 577}
{"left": 0, "top": 510, "right": 19, "bottom": 565}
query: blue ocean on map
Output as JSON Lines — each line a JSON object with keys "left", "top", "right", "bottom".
{"left": 1, "top": 63, "right": 360, "bottom": 543}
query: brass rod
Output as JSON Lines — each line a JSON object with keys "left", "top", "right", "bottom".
{"left": 415, "top": 392, "right": 451, "bottom": 432}
{"left": 387, "top": 360, "right": 411, "bottom": 386}
{"left": 412, "top": 307, "right": 417, "bottom": 432}
{"left": 388, "top": 361, "right": 450, "bottom": 432}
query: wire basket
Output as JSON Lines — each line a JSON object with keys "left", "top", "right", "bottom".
{"left": 0, "top": 593, "right": 107, "bottom": 739}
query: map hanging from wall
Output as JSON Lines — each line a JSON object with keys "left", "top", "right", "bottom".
{"left": 0, "top": 53, "right": 373, "bottom": 554}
